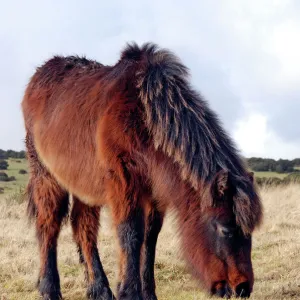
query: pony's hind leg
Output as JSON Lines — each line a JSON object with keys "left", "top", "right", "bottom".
{"left": 141, "top": 203, "right": 165, "bottom": 300}
{"left": 70, "top": 196, "right": 115, "bottom": 300}
{"left": 26, "top": 156, "right": 69, "bottom": 299}
{"left": 113, "top": 206, "right": 145, "bottom": 300}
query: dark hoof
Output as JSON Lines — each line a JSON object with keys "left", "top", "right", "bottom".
{"left": 42, "top": 293, "right": 62, "bottom": 300}
{"left": 142, "top": 290, "right": 158, "bottom": 300}
{"left": 87, "top": 282, "right": 116, "bottom": 300}
{"left": 211, "top": 283, "right": 232, "bottom": 299}
{"left": 118, "top": 289, "right": 143, "bottom": 300}
{"left": 235, "top": 282, "right": 251, "bottom": 298}
{"left": 38, "top": 277, "right": 62, "bottom": 300}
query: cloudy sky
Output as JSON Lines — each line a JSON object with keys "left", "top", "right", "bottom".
{"left": 1, "top": 0, "right": 299, "bottom": 159}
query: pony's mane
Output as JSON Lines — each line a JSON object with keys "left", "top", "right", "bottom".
{"left": 121, "top": 43, "right": 245, "bottom": 186}
{"left": 119, "top": 42, "right": 262, "bottom": 234}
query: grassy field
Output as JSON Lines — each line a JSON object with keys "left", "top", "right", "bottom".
{"left": 0, "top": 159, "right": 28, "bottom": 194}
{"left": 1, "top": 160, "right": 300, "bottom": 299}
{"left": 253, "top": 171, "right": 289, "bottom": 179}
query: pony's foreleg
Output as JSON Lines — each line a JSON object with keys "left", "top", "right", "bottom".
{"left": 70, "top": 196, "right": 115, "bottom": 300}
{"left": 27, "top": 175, "right": 69, "bottom": 300}
{"left": 141, "top": 203, "right": 165, "bottom": 300}
{"left": 113, "top": 205, "right": 145, "bottom": 300}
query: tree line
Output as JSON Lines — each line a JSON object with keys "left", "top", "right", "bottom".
{"left": 1, "top": 149, "right": 299, "bottom": 174}
{"left": 0, "top": 149, "right": 26, "bottom": 159}
{"left": 247, "top": 157, "right": 300, "bottom": 173}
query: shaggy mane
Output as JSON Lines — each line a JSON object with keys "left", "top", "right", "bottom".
{"left": 120, "top": 42, "right": 262, "bottom": 234}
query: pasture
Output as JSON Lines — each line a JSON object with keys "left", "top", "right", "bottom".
{"left": 253, "top": 171, "right": 289, "bottom": 179}
{"left": 0, "top": 159, "right": 299, "bottom": 299}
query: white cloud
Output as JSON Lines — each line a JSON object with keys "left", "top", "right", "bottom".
{"left": 234, "top": 114, "right": 268, "bottom": 157}
{"left": 263, "top": 19, "right": 300, "bottom": 89}
{"left": 234, "top": 113, "right": 300, "bottom": 159}
{"left": 0, "top": 0, "right": 299, "bottom": 158}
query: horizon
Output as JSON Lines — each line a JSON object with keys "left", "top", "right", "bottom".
{"left": 1, "top": 1, "right": 299, "bottom": 159}
{"left": 1, "top": 148, "right": 299, "bottom": 161}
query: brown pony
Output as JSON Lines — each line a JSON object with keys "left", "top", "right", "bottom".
{"left": 21, "top": 43, "right": 262, "bottom": 300}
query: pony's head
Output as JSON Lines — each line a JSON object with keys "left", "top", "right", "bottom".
{"left": 181, "top": 170, "right": 260, "bottom": 298}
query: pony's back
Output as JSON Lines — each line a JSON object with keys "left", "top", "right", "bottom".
{"left": 22, "top": 55, "right": 127, "bottom": 205}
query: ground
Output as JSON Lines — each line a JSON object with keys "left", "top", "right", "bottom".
{"left": 0, "top": 160, "right": 300, "bottom": 299}
{"left": 253, "top": 171, "right": 289, "bottom": 179}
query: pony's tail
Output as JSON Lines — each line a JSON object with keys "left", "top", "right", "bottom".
{"left": 26, "top": 178, "right": 37, "bottom": 222}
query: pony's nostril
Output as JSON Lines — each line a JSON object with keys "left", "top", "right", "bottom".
{"left": 235, "top": 282, "right": 251, "bottom": 298}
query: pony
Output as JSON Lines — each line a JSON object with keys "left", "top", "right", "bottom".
{"left": 21, "top": 42, "right": 263, "bottom": 300}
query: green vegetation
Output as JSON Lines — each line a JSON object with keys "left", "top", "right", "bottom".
{"left": 254, "top": 171, "right": 288, "bottom": 179}
{"left": 0, "top": 172, "right": 16, "bottom": 182}
{"left": 0, "top": 159, "right": 28, "bottom": 197}
{"left": 0, "top": 160, "right": 9, "bottom": 170}
{"left": 255, "top": 173, "right": 300, "bottom": 187}
{"left": 0, "top": 149, "right": 26, "bottom": 159}
{"left": 247, "top": 157, "right": 299, "bottom": 173}
{"left": 18, "top": 169, "right": 28, "bottom": 175}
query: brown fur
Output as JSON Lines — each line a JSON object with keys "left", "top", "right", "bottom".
{"left": 70, "top": 196, "right": 100, "bottom": 282}
{"left": 22, "top": 42, "right": 262, "bottom": 299}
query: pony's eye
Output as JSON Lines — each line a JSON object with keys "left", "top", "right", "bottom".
{"left": 226, "top": 232, "right": 234, "bottom": 238}
{"left": 217, "top": 224, "right": 236, "bottom": 238}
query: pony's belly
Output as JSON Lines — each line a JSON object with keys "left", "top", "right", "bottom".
{"left": 45, "top": 160, "right": 108, "bottom": 206}
{"left": 34, "top": 127, "right": 108, "bottom": 206}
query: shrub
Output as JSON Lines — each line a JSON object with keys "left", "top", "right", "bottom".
{"left": 255, "top": 177, "right": 283, "bottom": 187}
{"left": 0, "top": 160, "right": 8, "bottom": 170}
{"left": 255, "top": 173, "right": 300, "bottom": 187}
{"left": 0, "top": 172, "right": 8, "bottom": 181}
{"left": 19, "top": 169, "right": 28, "bottom": 174}
{"left": 283, "top": 173, "right": 300, "bottom": 185}
{"left": 0, "top": 172, "right": 16, "bottom": 182}
{"left": 8, "top": 176, "right": 16, "bottom": 181}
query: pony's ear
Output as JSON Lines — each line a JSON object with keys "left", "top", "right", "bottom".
{"left": 233, "top": 186, "right": 263, "bottom": 235}
{"left": 248, "top": 171, "right": 254, "bottom": 183}
{"left": 213, "top": 169, "right": 229, "bottom": 197}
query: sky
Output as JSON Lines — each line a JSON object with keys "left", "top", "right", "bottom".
{"left": 1, "top": 0, "right": 299, "bottom": 159}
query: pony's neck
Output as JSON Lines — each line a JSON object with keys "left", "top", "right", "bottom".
{"left": 149, "top": 150, "right": 208, "bottom": 213}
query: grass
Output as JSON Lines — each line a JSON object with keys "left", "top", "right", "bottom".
{"left": 1, "top": 160, "right": 300, "bottom": 299}
{"left": 0, "top": 159, "right": 29, "bottom": 195}
{"left": 253, "top": 171, "right": 289, "bottom": 179}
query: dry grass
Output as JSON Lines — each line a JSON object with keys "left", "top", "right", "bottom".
{"left": 1, "top": 185, "right": 300, "bottom": 299}
{"left": 253, "top": 172, "right": 289, "bottom": 179}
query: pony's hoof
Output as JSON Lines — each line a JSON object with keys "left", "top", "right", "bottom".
{"left": 118, "top": 289, "right": 143, "bottom": 300}
{"left": 142, "top": 290, "right": 158, "bottom": 300}
{"left": 213, "top": 288, "right": 232, "bottom": 299}
{"left": 87, "top": 282, "right": 116, "bottom": 300}
{"left": 38, "top": 277, "right": 62, "bottom": 300}
{"left": 42, "top": 293, "right": 62, "bottom": 300}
